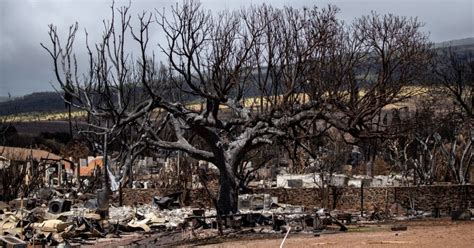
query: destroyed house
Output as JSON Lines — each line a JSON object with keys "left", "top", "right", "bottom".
{"left": 0, "top": 146, "right": 73, "bottom": 187}
{"left": 79, "top": 156, "right": 104, "bottom": 177}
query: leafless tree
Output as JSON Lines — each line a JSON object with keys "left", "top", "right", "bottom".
{"left": 386, "top": 138, "right": 413, "bottom": 185}
{"left": 400, "top": 128, "right": 472, "bottom": 185}
{"left": 315, "top": 13, "right": 432, "bottom": 139}
{"left": 434, "top": 48, "right": 474, "bottom": 119}
{"left": 436, "top": 125, "right": 473, "bottom": 185}
{"left": 41, "top": 3, "right": 151, "bottom": 204}
{"left": 306, "top": 136, "right": 349, "bottom": 209}
{"left": 283, "top": 11, "right": 433, "bottom": 181}
{"left": 418, "top": 46, "right": 474, "bottom": 184}
{"left": 385, "top": 104, "right": 473, "bottom": 186}
{"left": 147, "top": 2, "right": 341, "bottom": 214}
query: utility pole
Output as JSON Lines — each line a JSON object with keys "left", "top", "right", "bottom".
{"left": 103, "top": 131, "right": 109, "bottom": 191}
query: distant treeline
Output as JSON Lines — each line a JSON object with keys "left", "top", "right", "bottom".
{"left": 0, "top": 92, "right": 65, "bottom": 116}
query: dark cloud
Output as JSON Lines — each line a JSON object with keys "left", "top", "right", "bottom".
{"left": 1, "top": 0, "right": 472, "bottom": 97}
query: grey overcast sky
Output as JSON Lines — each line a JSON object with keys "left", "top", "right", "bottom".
{"left": 0, "top": 0, "right": 473, "bottom": 97}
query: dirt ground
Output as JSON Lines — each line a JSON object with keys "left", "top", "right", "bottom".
{"left": 200, "top": 220, "right": 474, "bottom": 248}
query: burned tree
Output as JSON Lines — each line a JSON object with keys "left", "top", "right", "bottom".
{"left": 147, "top": 2, "right": 340, "bottom": 214}
{"left": 316, "top": 13, "right": 432, "bottom": 177}
{"left": 308, "top": 12, "right": 432, "bottom": 139}
{"left": 434, "top": 48, "right": 474, "bottom": 119}
{"left": 41, "top": 4, "right": 151, "bottom": 204}
{"left": 281, "top": 12, "right": 433, "bottom": 185}
{"left": 432, "top": 48, "right": 473, "bottom": 183}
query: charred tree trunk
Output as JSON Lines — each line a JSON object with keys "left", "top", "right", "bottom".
{"left": 99, "top": 132, "right": 111, "bottom": 218}
{"left": 216, "top": 163, "right": 238, "bottom": 215}
{"left": 127, "top": 162, "right": 133, "bottom": 188}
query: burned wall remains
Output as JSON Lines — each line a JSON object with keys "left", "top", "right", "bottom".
{"left": 123, "top": 185, "right": 473, "bottom": 212}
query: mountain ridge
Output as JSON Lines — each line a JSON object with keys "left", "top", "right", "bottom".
{"left": 434, "top": 37, "right": 474, "bottom": 48}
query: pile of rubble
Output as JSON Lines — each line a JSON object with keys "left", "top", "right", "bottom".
{"left": 0, "top": 189, "right": 195, "bottom": 246}
{"left": 0, "top": 191, "right": 348, "bottom": 246}
{"left": 1, "top": 190, "right": 471, "bottom": 247}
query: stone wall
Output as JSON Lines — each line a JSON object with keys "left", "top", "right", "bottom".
{"left": 392, "top": 185, "right": 473, "bottom": 212}
{"left": 122, "top": 185, "right": 474, "bottom": 212}
{"left": 250, "top": 185, "right": 473, "bottom": 212}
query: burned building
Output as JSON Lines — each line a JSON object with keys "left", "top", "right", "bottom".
{"left": 0, "top": 146, "right": 73, "bottom": 200}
